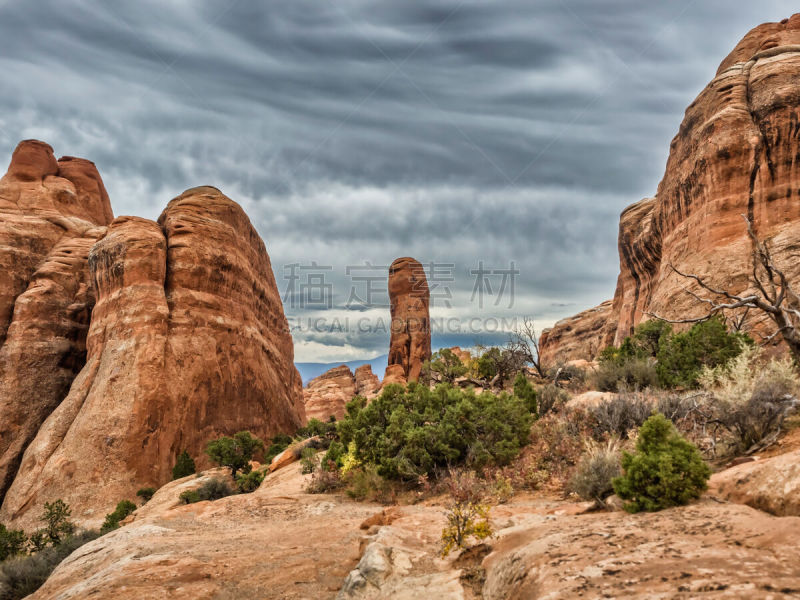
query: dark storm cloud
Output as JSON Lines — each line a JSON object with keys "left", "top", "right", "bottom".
{"left": 0, "top": 0, "right": 795, "bottom": 360}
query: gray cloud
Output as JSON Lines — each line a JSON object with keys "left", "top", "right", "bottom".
{"left": 0, "top": 0, "right": 795, "bottom": 360}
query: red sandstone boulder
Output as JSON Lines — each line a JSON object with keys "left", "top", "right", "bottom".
{"left": 383, "top": 257, "right": 431, "bottom": 384}
{"left": 268, "top": 437, "right": 322, "bottom": 473}
{"left": 709, "top": 450, "right": 800, "bottom": 516}
{"left": 0, "top": 185, "right": 304, "bottom": 530}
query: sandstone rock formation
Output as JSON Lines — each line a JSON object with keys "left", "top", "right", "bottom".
{"left": 383, "top": 257, "right": 430, "bottom": 385}
{"left": 539, "top": 300, "right": 615, "bottom": 366}
{"left": 447, "top": 346, "right": 472, "bottom": 365}
{"left": 28, "top": 465, "right": 375, "bottom": 600}
{"left": 541, "top": 14, "right": 800, "bottom": 361}
{"left": 304, "top": 365, "right": 357, "bottom": 422}
{"left": 0, "top": 140, "right": 113, "bottom": 502}
{"left": 710, "top": 449, "right": 800, "bottom": 516}
{"left": 354, "top": 364, "right": 381, "bottom": 397}
{"left": 303, "top": 364, "right": 383, "bottom": 422}
{"left": 0, "top": 179, "right": 304, "bottom": 530}
{"left": 482, "top": 499, "right": 800, "bottom": 599}
{"left": 27, "top": 458, "right": 800, "bottom": 599}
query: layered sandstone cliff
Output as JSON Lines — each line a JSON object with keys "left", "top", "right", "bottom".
{"left": 0, "top": 150, "right": 304, "bottom": 528}
{"left": 541, "top": 14, "right": 800, "bottom": 362}
{"left": 383, "top": 257, "right": 431, "bottom": 385}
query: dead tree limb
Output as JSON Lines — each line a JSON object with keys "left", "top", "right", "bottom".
{"left": 508, "top": 316, "right": 547, "bottom": 378}
{"left": 645, "top": 215, "right": 800, "bottom": 362}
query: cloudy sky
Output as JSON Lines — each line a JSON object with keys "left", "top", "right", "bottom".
{"left": 0, "top": 1, "right": 794, "bottom": 362}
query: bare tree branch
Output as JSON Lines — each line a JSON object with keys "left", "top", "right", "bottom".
{"left": 508, "top": 316, "right": 546, "bottom": 378}
{"left": 646, "top": 215, "right": 800, "bottom": 362}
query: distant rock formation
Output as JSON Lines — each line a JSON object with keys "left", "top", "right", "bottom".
{"left": 0, "top": 147, "right": 304, "bottom": 529}
{"left": 303, "top": 365, "right": 357, "bottom": 422}
{"left": 303, "top": 363, "right": 383, "bottom": 422}
{"left": 354, "top": 364, "right": 381, "bottom": 397}
{"left": 448, "top": 346, "right": 473, "bottom": 365}
{"left": 539, "top": 301, "right": 615, "bottom": 366}
{"left": 540, "top": 14, "right": 800, "bottom": 362}
{"left": 383, "top": 257, "right": 431, "bottom": 385}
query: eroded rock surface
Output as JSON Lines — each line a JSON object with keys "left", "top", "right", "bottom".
{"left": 29, "top": 465, "right": 374, "bottom": 600}
{"left": 384, "top": 257, "right": 431, "bottom": 385}
{"left": 27, "top": 458, "right": 800, "bottom": 600}
{"left": 539, "top": 300, "right": 615, "bottom": 366}
{"left": 710, "top": 449, "right": 800, "bottom": 516}
{"left": 0, "top": 140, "right": 112, "bottom": 501}
{"left": 354, "top": 365, "right": 381, "bottom": 398}
{"left": 541, "top": 14, "right": 800, "bottom": 358}
{"left": 483, "top": 500, "right": 800, "bottom": 599}
{"left": 304, "top": 365, "right": 357, "bottom": 422}
{"left": 0, "top": 186, "right": 304, "bottom": 530}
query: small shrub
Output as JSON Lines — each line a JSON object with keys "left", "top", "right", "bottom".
{"left": 136, "top": 487, "right": 156, "bottom": 503}
{"left": 593, "top": 358, "right": 658, "bottom": 392}
{"left": 568, "top": 440, "right": 622, "bottom": 504}
{"left": 27, "top": 531, "right": 48, "bottom": 553}
{"left": 100, "top": 500, "right": 137, "bottom": 532}
{"left": 700, "top": 346, "right": 800, "bottom": 453}
{"left": 537, "top": 384, "right": 569, "bottom": 417}
{"left": 177, "top": 490, "right": 200, "bottom": 504}
{"left": 179, "top": 478, "right": 235, "bottom": 504}
{"left": 612, "top": 414, "right": 711, "bottom": 513}
{"left": 513, "top": 372, "right": 538, "bottom": 415}
{"left": 423, "top": 348, "right": 469, "bottom": 384}
{"left": 205, "top": 431, "right": 265, "bottom": 477}
{"left": 299, "top": 447, "right": 317, "bottom": 474}
{"left": 264, "top": 433, "right": 293, "bottom": 463}
{"left": 556, "top": 363, "right": 587, "bottom": 389}
{"left": 0, "top": 530, "right": 101, "bottom": 600}
{"left": 723, "top": 396, "right": 792, "bottom": 452}
{"left": 323, "top": 440, "right": 346, "bottom": 469}
{"left": 598, "top": 320, "right": 672, "bottom": 369}
{"left": 171, "top": 450, "right": 196, "bottom": 480}
{"left": 338, "top": 441, "right": 361, "bottom": 475}
{"left": 295, "top": 418, "right": 337, "bottom": 440}
{"left": 440, "top": 470, "right": 494, "bottom": 558}
{"left": 474, "top": 346, "right": 526, "bottom": 385}
{"left": 653, "top": 393, "right": 696, "bottom": 424}
{"left": 305, "top": 460, "right": 344, "bottom": 494}
{"left": 344, "top": 465, "right": 393, "bottom": 502}
{"left": 0, "top": 525, "right": 25, "bottom": 562}
{"left": 235, "top": 470, "right": 265, "bottom": 493}
{"left": 491, "top": 475, "right": 514, "bottom": 504}
{"left": 475, "top": 347, "right": 501, "bottom": 381}
{"left": 589, "top": 391, "right": 653, "bottom": 439}
{"left": 656, "top": 317, "right": 750, "bottom": 388}
{"left": 41, "top": 500, "right": 74, "bottom": 545}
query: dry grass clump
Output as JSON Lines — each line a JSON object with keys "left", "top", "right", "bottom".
{"left": 568, "top": 439, "right": 622, "bottom": 505}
